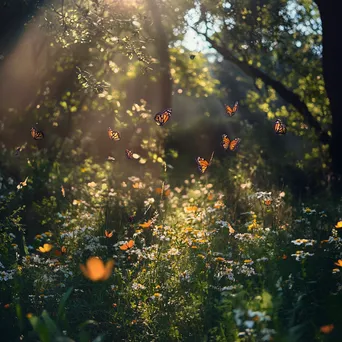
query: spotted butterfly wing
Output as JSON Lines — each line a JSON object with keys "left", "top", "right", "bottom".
{"left": 274, "top": 119, "right": 287, "bottom": 135}
{"left": 228, "top": 138, "right": 241, "bottom": 151}
{"left": 154, "top": 108, "right": 172, "bottom": 126}
{"left": 225, "top": 101, "right": 238, "bottom": 117}
{"left": 221, "top": 134, "right": 231, "bottom": 150}
{"left": 196, "top": 151, "right": 214, "bottom": 174}
{"left": 108, "top": 127, "right": 121, "bottom": 141}
{"left": 125, "top": 149, "right": 134, "bottom": 159}
{"left": 31, "top": 127, "right": 44, "bottom": 140}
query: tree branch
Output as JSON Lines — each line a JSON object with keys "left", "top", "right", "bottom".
{"left": 193, "top": 27, "right": 330, "bottom": 144}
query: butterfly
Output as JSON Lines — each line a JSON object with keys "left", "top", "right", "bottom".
{"left": 119, "top": 240, "right": 134, "bottom": 251}
{"left": 196, "top": 151, "right": 214, "bottom": 174}
{"left": 221, "top": 134, "right": 241, "bottom": 151}
{"left": 190, "top": 54, "right": 196, "bottom": 60}
{"left": 225, "top": 101, "right": 238, "bottom": 117}
{"left": 154, "top": 108, "right": 172, "bottom": 126}
{"left": 274, "top": 119, "right": 287, "bottom": 135}
{"left": 125, "top": 149, "right": 140, "bottom": 160}
{"left": 105, "top": 230, "right": 113, "bottom": 238}
{"left": 54, "top": 246, "right": 67, "bottom": 256}
{"left": 31, "top": 127, "right": 44, "bottom": 140}
{"left": 108, "top": 127, "right": 121, "bottom": 141}
{"left": 125, "top": 149, "right": 134, "bottom": 159}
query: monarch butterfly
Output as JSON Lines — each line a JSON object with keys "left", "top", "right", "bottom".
{"left": 154, "top": 108, "right": 172, "bottom": 126}
{"left": 225, "top": 101, "right": 238, "bottom": 117}
{"left": 125, "top": 149, "right": 133, "bottom": 159}
{"left": 105, "top": 230, "right": 113, "bottom": 238}
{"left": 196, "top": 151, "right": 214, "bottom": 174}
{"left": 120, "top": 240, "right": 134, "bottom": 251}
{"left": 108, "top": 127, "right": 121, "bottom": 141}
{"left": 274, "top": 119, "right": 287, "bottom": 135}
{"left": 31, "top": 127, "right": 44, "bottom": 140}
{"left": 221, "top": 134, "right": 241, "bottom": 151}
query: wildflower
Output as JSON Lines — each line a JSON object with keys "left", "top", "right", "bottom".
{"left": 139, "top": 220, "right": 153, "bottom": 229}
{"left": 79, "top": 257, "right": 114, "bottom": 281}
{"left": 4, "top": 304, "right": 10, "bottom": 309}
{"left": 332, "top": 268, "right": 340, "bottom": 274}
{"left": 184, "top": 206, "right": 198, "bottom": 212}
{"left": 26, "top": 313, "right": 33, "bottom": 318}
{"left": 37, "top": 244, "right": 53, "bottom": 253}
{"left": 87, "top": 182, "right": 96, "bottom": 188}
{"left": 119, "top": 240, "right": 134, "bottom": 251}
{"left": 320, "top": 324, "right": 334, "bottom": 334}
{"left": 335, "top": 260, "right": 342, "bottom": 267}
{"left": 244, "top": 259, "right": 253, "bottom": 265}
{"left": 279, "top": 191, "right": 285, "bottom": 198}
{"left": 215, "top": 257, "right": 225, "bottom": 262}
{"left": 335, "top": 221, "right": 342, "bottom": 229}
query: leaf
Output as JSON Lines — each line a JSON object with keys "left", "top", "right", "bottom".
{"left": 57, "top": 287, "right": 73, "bottom": 324}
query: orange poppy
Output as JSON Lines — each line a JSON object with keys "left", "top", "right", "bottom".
{"left": 105, "top": 230, "right": 114, "bottom": 238}
{"left": 139, "top": 220, "right": 153, "bottom": 229}
{"left": 320, "top": 324, "right": 334, "bottom": 334}
{"left": 120, "top": 240, "right": 134, "bottom": 251}
{"left": 79, "top": 257, "right": 114, "bottom": 281}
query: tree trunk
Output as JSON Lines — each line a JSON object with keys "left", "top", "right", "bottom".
{"left": 146, "top": 0, "right": 172, "bottom": 110}
{"left": 315, "top": 0, "right": 342, "bottom": 194}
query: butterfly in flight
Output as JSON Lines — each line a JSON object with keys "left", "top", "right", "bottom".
{"left": 105, "top": 230, "right": 114, "bottom": 238}
{"left": 154, "top": 108, "right": 172, "bottom": 126}
{"left": 196, "top": 151, "right": 214, "bottom": 174}
{"left": 108, "top": 127, "right": 121, "bottom": 141}
{"left": 225, "top": 101, "right": 238, "bottom": 117}
{"left": 31, "top": 127, "right": 44, "bottom": 140}
{"left": 125, "top": 149, "right": 134, "bottom": 159}
{"left": 274, "top": 119, "right": 287, "bottom": 135}
{"left": 221, "top": 134, "right": 241, "bottom": 151}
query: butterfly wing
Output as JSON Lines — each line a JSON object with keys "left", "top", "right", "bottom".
{"left": 196, "top": 157, "right": 209, "bottom": 174}
{"left": 221, "top": 134, "right": 231, "bottom": 150}
{"left": 225, "top": 101, "right": 238, "bottom": 117}
{"left": 154, "top": 108, "right": 172, "bottom": 126}
{"left": 125, "top": 149, "right": 133, "bottom": 159}
{"left": 274, "top": 119, "right": 287, "bottom": 135}
{"left": 31, "top": 127, "right": 44, "bottom": 140}
{"left": 108, "top": 127, "right": 121, "bottom": 141}
{"left": 229, "top": 138, "right": 241, "bottom": 151}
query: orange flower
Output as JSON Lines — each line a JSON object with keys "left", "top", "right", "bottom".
{"left": 264, "top": 199, "right": 272, "bottom": 206}
{"left": 139, "top": 220, "right": 153, "bottom": 229}
{"left": 54, "top": 246, "right": 67, "bottom": 256}
{"left": 38, "top": 243, "right": 53, "bottom": 253}
{"left": 184, "top": 206, "right": 198, "bottom": 212}
{"left": 320, "top": 324, "right": 334, "bottom": 334}
{"left": 282, "top": 254, "right": 287, "bottom": 260}
{"left": 105, "top": 230, "right": 114, "bottom": 238}
{"left": 79, "top": 257, "right": 114, "bottom": 281}
{"left": 215, "top": 257, "right": 225, "bottom": 262}
{"left": 120, "top": 240, "right": 134, "bottom": 251}
{"left": 4, "top": 304, "right": 10, "bottom": 309}
{"left": 334, "top": 259, "right": 342, "bottom": 267}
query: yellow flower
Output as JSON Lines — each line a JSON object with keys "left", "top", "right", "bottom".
{"left": 37, "top": 244, "right": 53, "bottom": 253}
{"left": 215, "top": 257, "right": 225, "bottom": 262}
{"left": 184, "top": 206, "right": 198, "bottom": 212}
{"left": 248, "top": 219, "right": 258, "bottom": 231}
{"left": 153, "top": 293, "right": 162, "bottom": 298}
{"left": 244, "top": 259, "right": 253, "bottom": 264}
{"left": 80, "top": 257, "right": 114, "bottom": 281}
{"left": 335, "top": 221, "right": 342, "bottom": 229}
{"left": 26, "top": 313, "right": 33, "bottom": 319}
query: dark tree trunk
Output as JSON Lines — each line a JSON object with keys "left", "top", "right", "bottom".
{"left": 146, "top": 0, "right": 172, "bottom": 111}
{"left": 315, "top": 0, "right": 342, "bottom": 194}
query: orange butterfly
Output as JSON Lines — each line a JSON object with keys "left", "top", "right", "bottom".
{"left": 274, "top": 119, "right": 287, "bottom": 135}
{"left": 225, "top": 101, "right": 238, "bottom": 117}
{"left": 120, "top": 240, "right": 134, "bottom": 251}
{"left": 31, "top": 127, "right": 44, "bottom": 140}
{"left": 196, "top": 151, "right": 214, "bottom": 174}
{"left": 221, "top": 134, "right": 241, "bottom": 151}
{"left": 125, "top": 149, "right": 134, "bottom": 159}
{"left": 108, "top": 127, "right": 121, "bottom": 141}
{"left": 139, "top": 220, "right": 153, "bottom": 229}
{"left": 154, "top": 108, "right": 172, "bottom": 126}
{"left": 105, "top": 230, "right": 113, "bottom": 238}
